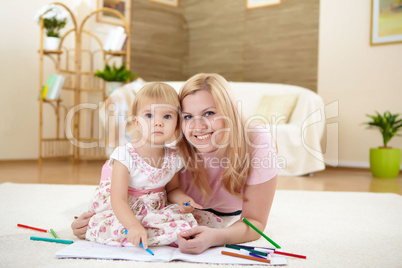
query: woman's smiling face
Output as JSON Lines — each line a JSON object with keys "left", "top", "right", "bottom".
{"left": 181, "top": 90, "right": 226, "bottom": 153}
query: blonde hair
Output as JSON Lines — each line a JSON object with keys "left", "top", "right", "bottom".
{"left": 178, "top": 73, "right": 250, "bottom": 202}
{"left": 132, "top": 82, "right": 181, "bottom": 138}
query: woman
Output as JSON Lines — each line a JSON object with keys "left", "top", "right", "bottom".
{"left": 72, "top": 73, "right": 279, "bottom": 254}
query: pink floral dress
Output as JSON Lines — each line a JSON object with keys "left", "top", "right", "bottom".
{"left": 85, "top": 144, "right": 199, "bottom": 246}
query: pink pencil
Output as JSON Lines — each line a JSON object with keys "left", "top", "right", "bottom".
{"left": 17, "top": 224, "right": 47, "bottom": 233}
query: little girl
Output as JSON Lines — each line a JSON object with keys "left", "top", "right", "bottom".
{"left": 86, "top": 82, "right": 201, "bottom": 249}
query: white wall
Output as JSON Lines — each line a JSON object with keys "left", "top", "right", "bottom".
{"left": 1, "top": 0, "right": 401, "bottom": 168}
{"left": 318, "top": 0, "right": 402, "bottom": 168}
{"left": 0, "top": 0, "right": 116, "bottom": 160}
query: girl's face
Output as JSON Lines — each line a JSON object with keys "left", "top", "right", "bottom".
{"left": 135, "top": 102, "right": 178, "bottom": 147}
{"left": 181, "top": 90, "right": 226, "bottom": 153}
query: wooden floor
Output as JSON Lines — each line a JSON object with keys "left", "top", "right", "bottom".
{"left": 0, "top": 160, "right": 401, "bottom": 195}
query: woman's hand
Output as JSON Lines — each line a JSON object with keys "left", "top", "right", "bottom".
{"left": 71, "top": 211, "right": 95, "bottom": 239}
{"left": 177, "top": 226, "right": 219, "bottom": 254}
{"left": 179, "top": 200, "right": 203, "bottom": 214}
{"left": 126, "top": 224, "right": 149, "bottom": 249}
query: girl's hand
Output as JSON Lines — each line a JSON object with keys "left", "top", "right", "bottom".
{"left": 180, "top": 200, "right": 203, "bottom": 214}
{"left": 177, "top": 226, "right": 217, "bottom": 254}
{"left": 126, "top": 225, "right": 149, "bottom": 249}
{"left": 71, "top": 211, "right": 95, "bottom": 239}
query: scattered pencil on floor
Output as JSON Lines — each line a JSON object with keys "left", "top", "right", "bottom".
{"left": 49, "top": 228, "right": 58, "bottom": 238}
{"left": 229, "top": 243, "right": 306, "bottom": 259}
{"left": 221, "top": 251, "right": 271, "bottom": 264}
{"left": 17, "top": 224, "right": 47, "bottom": 233}
{"left": 273, "top": 250, "right": 307, "bottom": 259}
{"left": 242, "top": 218, "right": 281, "bottom": 249}
{"left": 30, "top": 236, "right": 73, "bottom": 244}
{"left": 224, "top": 244, "right": 267, "bottom": 257}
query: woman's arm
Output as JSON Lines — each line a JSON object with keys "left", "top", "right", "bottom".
{"left": 166, "top": 173, "right": 203, "bottom": 213}
{"left": 111, "top": 160, "right": 149, "bottom": 248}
{"left": 178, "top": 176, "right": 277, "bottom": 253}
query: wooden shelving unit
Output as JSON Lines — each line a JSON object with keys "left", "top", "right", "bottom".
{"left": 38, "top": 3, "right": 131, "bottom": 165}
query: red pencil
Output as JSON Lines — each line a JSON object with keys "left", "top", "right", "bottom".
{"left": 17, "top": 224, "right": 47, "bottom": 233}
{"left": 274, "top": 250, "right": 307, "bottom": 259}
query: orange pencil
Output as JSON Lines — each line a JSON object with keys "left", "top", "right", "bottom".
{"left": 221, "top": 251, "right": 271, "bottom": 264}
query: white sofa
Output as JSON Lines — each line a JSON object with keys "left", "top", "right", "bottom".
{"left": 102, "top": 80, "right": 326, "bottom": 176}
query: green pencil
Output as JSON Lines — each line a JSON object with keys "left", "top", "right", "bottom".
{"left": 224, "top": 244, "right": 268, "bottom": 256}
{"left": 49, "top": 229, "right": 58, "bottom": 238}
{"left": 30, "top": 236, "right": 73, "bottom": 244}
{"left": 242, "top": 218, "right": 281, "bottom": 249}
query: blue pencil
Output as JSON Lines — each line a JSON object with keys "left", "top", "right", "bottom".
{"left": 124, "top": 229, "right": 154, "bottom": 256}
{"left": 30, "top": 236, "right": 73, "bottom": 244}
{"left": 249, "top": 252, "right": 267, "bottom": 259}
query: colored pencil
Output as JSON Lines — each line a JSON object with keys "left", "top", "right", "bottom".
{"left": 242, "top": 218, "right": 281, "bottom": 249}
{"left": 49, "top": 229, "right": 58, "bottom": 238}
{"left": 140, "top": 243, "right": 154, "bottom": 256}
{"left": 221, "top": 251, "right": 271, "bottom": 264}
{"left": 249, "top": 252, "right": 267, "bottom": 259}
{"left": 230, "top": 244, "right": 275, "bottom": 251}
{"left": 224, "top": 244, "right": 268, "bottom": 256}
{"left": 30, "top": 236, "right": 73, "bottom": 244}
{"left": 273, "top": 250, "right": 307, "bottom": 259}
{"left": 231, "top": 243, "right": 306, "bottom": 259}
{"left": 17, "top": 224, "right": 47, "bottom": 233}
{"left": 124, "top": 229, "right": 154, "bottom": 256}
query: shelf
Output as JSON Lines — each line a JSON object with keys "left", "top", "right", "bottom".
{"left": 41, "top": 98, "right": 62, "bottom": 102}
{"left": 38, "top": 49, "right": 63, "bottom": 55}
{"left": 38, "top": 4, "right": 131, "bottom": 163}
{"left": 104, "top": 50, "right": 127, "bottom": 56}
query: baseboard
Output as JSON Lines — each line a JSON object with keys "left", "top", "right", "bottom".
{"left": 329, "top": 161, "right": 402, "bottom": 170}
{"left": 336, "top": 161, "right": 370, "bottom": 168}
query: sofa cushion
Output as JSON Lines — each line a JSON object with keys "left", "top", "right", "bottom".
{"left": 255, "top": 94, "right": 299, "bottom": 124}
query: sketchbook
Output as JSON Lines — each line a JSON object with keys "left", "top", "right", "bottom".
{"left": 55, "top": 240, "right": 287, "bottom": 265}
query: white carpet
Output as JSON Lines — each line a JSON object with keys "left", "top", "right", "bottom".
{"left": 0, "top": 182, "right": 401, "bottom": 267}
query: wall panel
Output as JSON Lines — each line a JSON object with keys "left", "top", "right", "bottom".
{"left": 130, "top": 0, "right": 319, "bottom": 91}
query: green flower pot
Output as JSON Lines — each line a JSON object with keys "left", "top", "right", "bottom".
{"left": 369, "top": 148, "right": 401, "bottom": 178}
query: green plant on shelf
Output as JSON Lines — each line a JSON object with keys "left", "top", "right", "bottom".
{"left": 94, "top": 63, "right": 137, "bottom": 82}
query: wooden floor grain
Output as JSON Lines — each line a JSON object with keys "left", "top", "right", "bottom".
{"left": 0, "top": 160, "right": 401, "bottom": 195}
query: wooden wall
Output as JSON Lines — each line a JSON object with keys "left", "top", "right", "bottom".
{"left": 244, "top": 1, "right": 320, "bottom": 91}
{"left": 130, "top": 0, "right": 319, "bottom": 91}
{"left": 182, "top": 0, "right": 245, "bottom": 81}
{"left": 130, "top": 0, "right": 187, "bottom": 81}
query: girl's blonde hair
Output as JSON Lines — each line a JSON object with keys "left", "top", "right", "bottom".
{"left": 132, "top": 82, "right": 181, "bottom": 137}
{"left": 178, "top": 73, "right": 250, "bottom": 202}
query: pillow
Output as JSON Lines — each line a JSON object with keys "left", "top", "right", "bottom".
{"left": 255, "top": 94, "right": 298, "bottom": 124}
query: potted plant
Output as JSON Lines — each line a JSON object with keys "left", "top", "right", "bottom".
{"left": 363, "top": 111, "right": 402, "bottom": 178}
{"left": 94, "top": 63, "right": 138, "bottom": 96}
{"left": 35, "top": 4, "right": 70, "bottom": 50}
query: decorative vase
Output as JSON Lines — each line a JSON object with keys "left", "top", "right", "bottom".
{"left": 45, "top": 36, "right": 61, "bottom": 50}
{"left": 369, "top": 148, "right": 401, "bottom": 178}
{"left": 105, "top": 81, "right": 123, "bottom": 96}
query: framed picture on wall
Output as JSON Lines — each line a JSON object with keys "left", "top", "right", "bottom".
{"left": 97, "top": 0, "right": 132, "bottom": 26}
{"left": 371, "top": 0, "right": 402, "bottom": 45}
{"left": 148, "top": 0, "right": 179, "bottom": 8}
{"left": 246, "top": 0, "right": 281, "bottom": 10}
